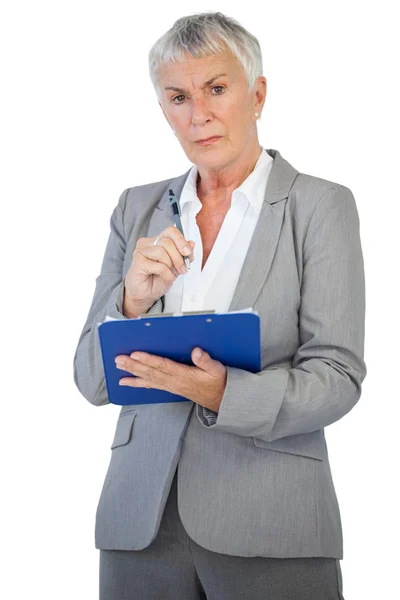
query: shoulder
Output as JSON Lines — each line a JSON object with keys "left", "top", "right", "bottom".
{"left": 291, "top": 172, "right": 354, "bottom": 204}
{"left": 289, "top": 171, "right": 356, "bottom": 222}
{"left": 269, "top": 149, "right": 355, "bottom": 215}
{"left": 282, "top": 169, "right": 358, "bottom": 245}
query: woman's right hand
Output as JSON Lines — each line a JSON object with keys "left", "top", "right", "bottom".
{"left": 123, "top": 227, "right": 195, "bottom": 315}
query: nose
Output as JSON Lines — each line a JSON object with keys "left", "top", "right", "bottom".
{"left": 191, "top": 96, "right": 212, "bottom": 126}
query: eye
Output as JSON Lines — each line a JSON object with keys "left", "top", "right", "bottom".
{"left": 172, "top": 94, "right": 186, "bottom": 104}
{"left": 212, "top": 85, "right": 225, "bottom": 94}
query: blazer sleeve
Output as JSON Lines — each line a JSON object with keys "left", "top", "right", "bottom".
{"left": 196, "top": 184, "right": 367, "bottom": 441}
{"left": 72, "top": 189, "right": 163, "bottom": 407}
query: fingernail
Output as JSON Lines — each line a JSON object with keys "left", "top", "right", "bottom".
{"left": 182, "top": 245, "right": 190, "bottom": 254}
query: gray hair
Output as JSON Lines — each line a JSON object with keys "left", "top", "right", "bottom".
{"left": 148, "top": 12, "right": 263, "bottom": 100}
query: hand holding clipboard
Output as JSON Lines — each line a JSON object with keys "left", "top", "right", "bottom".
{"left": 98, "top": 308, "right": 261, "bottom": 406}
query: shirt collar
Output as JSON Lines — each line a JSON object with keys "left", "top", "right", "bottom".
{"left": 179, "top": 146, "right": 273, "bottom": 215}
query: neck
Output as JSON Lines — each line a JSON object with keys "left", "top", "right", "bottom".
{"left": 196, "top": 139, "right": 263, "bottom": 206}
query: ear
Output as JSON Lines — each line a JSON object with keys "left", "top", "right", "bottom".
{"left": 253, "top": 76, "right": 267, "bottom": 116}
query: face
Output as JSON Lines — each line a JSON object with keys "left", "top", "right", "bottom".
{"left": 157, "top": 49, "right": 266, "bottom": 171}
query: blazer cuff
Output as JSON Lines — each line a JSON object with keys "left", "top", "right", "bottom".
{"left": 196, "top": 404, "right": 218, "bottom": 427}
{"left": 114, "top": 280, "right": 127, "bottom": 318}
{"left": 112, "top": 280, "right": 164, "bottom": 318}
{"left": 195, "top": 365, "right": 289, "bottom": 437}
{"left": 104, "top": 280, "right": 127, "bottom": 320}
{"left": 146, "top": 298, "right": 164, "bottom": 314}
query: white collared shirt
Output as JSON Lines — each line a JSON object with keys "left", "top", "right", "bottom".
{"left": 163, "top": 146, "right": 274, "bottom": 314}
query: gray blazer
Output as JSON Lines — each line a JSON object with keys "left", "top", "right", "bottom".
{"left": 73, "top": 148, "right": 367, "bottom": 558}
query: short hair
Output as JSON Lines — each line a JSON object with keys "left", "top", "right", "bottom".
{"left": 148, "top": 12, "right": 263, "bottom": 100}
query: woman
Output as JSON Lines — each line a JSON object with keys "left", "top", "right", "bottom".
{"left": 73, "top": 11, "right": 366, "bottom": 600}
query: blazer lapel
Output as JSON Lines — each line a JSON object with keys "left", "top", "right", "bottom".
{"left": 146, "top": 149, "right": 299, "bottom": 312}
{"left": 146, "top": 169, "right": 189, "bottom": 241}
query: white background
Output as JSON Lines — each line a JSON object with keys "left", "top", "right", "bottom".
{"left": 1, "top": 1, "right": 399, "bottom": 598}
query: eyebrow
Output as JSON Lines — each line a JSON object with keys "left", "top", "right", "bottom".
{"left": 164, "top": 73, "right": 228, "bottom": 93}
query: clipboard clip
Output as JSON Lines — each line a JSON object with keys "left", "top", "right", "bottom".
{"left": 145, "top": 310, "right": 217, "bottom": 318}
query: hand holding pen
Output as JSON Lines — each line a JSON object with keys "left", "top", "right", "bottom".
{"left": 121, "top": 189, "right": 195, "bottom": 317}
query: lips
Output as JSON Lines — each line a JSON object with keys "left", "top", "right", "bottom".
{"left": 195, "top": 136, "right": 222, "bottom": 144}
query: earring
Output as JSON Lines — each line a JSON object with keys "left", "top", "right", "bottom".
{"left": 255, "top": 112, "right": 259, "bottom": 118}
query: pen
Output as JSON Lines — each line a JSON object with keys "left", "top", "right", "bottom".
{"left": 168, "top": 188, "right": 191, "bottom": 270}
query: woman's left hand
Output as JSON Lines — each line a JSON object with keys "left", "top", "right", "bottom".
{"left": 115, "top": 348, "right": 227, "bottom": 412}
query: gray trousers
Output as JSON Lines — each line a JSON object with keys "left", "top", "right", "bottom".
{"left": 99, "top": 468, "right": 345, "bottom": 600}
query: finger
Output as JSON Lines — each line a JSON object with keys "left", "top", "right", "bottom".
{"left": 164, "top": 225, "right": 193, "bottom": 255}
{"left": 117, "top": 353, "right": 182, "bottom": 393}
{"left": 148, "top": 238, "right": 192, "bottom": 275}
{"left": 133, "top": 249, "right": 177, "bottom": 283}
{"left": 138, "top": 243, "right": 174, "bottom": 269}
{"left": 188, "top": 241, "right": 196, "bottom": 262}
{"left": 116, "top": 356, "right": 162, "bottom": 388}
{"left": 129, "top": 352, "right": 187, "bottom": 376}
{"left": 118, "top": 357, "right": 155, "bottom": 381}
{"left": 156, "top": 227, "right": 195, "bottom": 260}
{"left": 119, "top": 376, "right": 167, "bottom": 391}
{"left": 122, "top": 353, "right": 193, "bottom": 385}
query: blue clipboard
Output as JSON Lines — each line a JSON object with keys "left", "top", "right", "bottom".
{"left": 97, "top": 310, "right": 261, "bottom": 405}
